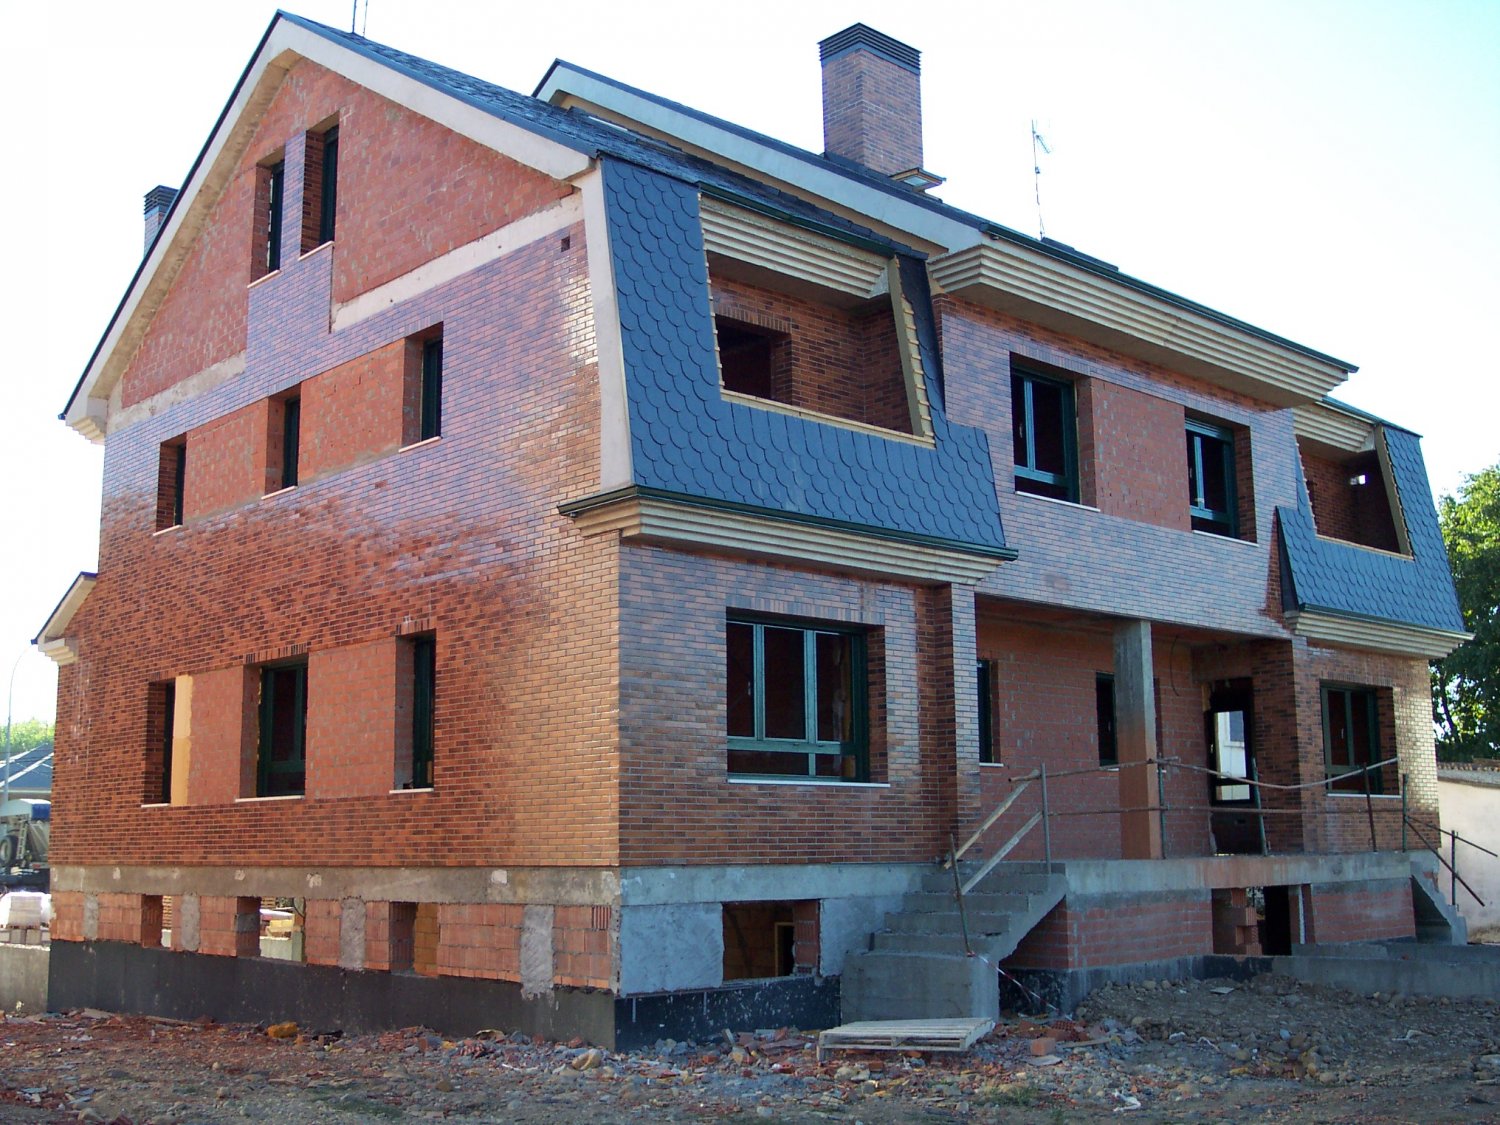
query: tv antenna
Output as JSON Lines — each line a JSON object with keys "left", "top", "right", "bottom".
{"left": 1031, "top": 120, "right": 1051, "bottom": 239}
{"left": 351, "top": 0, "right": 370, "bottom": 36}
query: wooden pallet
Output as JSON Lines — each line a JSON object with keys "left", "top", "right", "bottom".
{"left": 816, "top": 1017, "right": 995, "bottom": 1061}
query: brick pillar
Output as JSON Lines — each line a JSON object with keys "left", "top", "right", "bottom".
{"left": 917, "top": 584, "right": 980, "bottom": 847}
{"left": 1115, "top": 620, "right": 1162, "bottom": 859}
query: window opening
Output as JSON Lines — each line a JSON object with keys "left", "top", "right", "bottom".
{"left": 317, "top": 126, "right": 339, "bottom": 245}
{"left": 1096, "top": 674, "right": 1117, "bottom": 766}
{"left": 716, "top": 317, "right": 786, "bottom": 400}
{"left": 411, "top": 635, "right": 436, "bottom": 788}
{"left": 1012, "top": 369, "right": 1077, "bottom": 501}
{"left": 147, "top": 679, "right": 176, "bottom": 805}
{"left": 265, "top": 160, "right": 285, "bottom": 274}
{"left": 156, "top": 439, "right": 186, "bottom": 530}
{"left": 279, "top": 396, "right": 301, "bottom": 490}
{"left": 420, "top": 337, "right": 443, "bottom": 441}
{"left": 258, "top": 661, "right": 307, "bottom": 797}
{"left": 977, "top": 659, "right": 995, "bottom": 764}
{"left": 1322, "top": 685, "right": 1382, "bottom": 794}
{"left": 727, "top": 616, "right": 866, "bottom": 780}
{"left": 723, "top": 901, "right": 810, "bottom": 980}
{"left": 388, "top": 902, "right": 417, "bottom": 971}
{"left": 1187, "top": 419, "right": 1237, "bottom": 535}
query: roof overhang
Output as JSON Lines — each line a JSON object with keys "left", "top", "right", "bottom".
{"left": 64, "top": 14, "right": 593, "bottom": 443}
{"left": 34, "top": 572, "right": 97, "bottom": 667}
{"left": 1293, "top": 399, "right": 1381, "bottom": 455}
{"left": 929, "top": 240, "right": 1352, "bottom": 407}
{"left": 1286, "top": 608, "right": 1470, "bottom": 660}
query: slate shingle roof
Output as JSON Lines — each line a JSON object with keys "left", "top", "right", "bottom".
{"left": 1, "top": 744, "right": 52, "bottom": 797}
{"left": 1279, "top": 426, "right": 1464, "bottom": 633}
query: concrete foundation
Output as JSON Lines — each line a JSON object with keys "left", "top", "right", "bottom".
{"left": 0, "top": 944, "right": 49, "bottom": 1013}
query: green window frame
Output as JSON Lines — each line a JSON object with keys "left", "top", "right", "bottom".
{"left": 420, "top": 337, "right": 443, "bottom": 441}
{"left": 1011, "top": 368, "right": 1077, "bottom": 502}
{"left": 258, "top": 661, "right": 308, "bottom": 797}
{"left": 280, "top": 396, "right": 301, "bottom": 489}
{"left": 1321, "top": 684, "right": 1382, "bottom": 794}
{"left": 726, "top": 616, "right": 867, "bottom": 781}
{"left": 266, "top": 160, "right": 285, "bottom": 274}
{"left": 410, "top": 635, "right": 436, "bottom": 789}
{"left": 317, "top": 126, "right": 339, "bottom": 245}
{"left": 1186, "top": 418, "right": 1237, "bottom": 536}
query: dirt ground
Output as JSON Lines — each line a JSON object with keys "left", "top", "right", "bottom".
{"left": 1, "top": 972, "right": 1498, "bottom": 1123}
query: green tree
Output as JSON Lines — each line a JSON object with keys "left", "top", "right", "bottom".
{"left": 1433, "top": 462, "right": 1500, "bottom": 760}
{"left": 2, "top": 719, "right": 52, "bottom": 757}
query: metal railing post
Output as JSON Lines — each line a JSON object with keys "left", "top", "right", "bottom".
{"left": 1452, "top": 830, "right": 1459, "bottom": 908}
{"left": 1156, "top": 760, "right": 1167, "bottom": 857}
{"left": 1040, "top": 763, "right": 1052, "bottom": 867}
{"left": 1401, "top": 774, "right": 1408, "bottom": 852}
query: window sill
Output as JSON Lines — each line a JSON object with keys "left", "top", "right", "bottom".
{"left": 399, "top": 436, "right": 441, "bottom": 454}
{"left": 389, "top": 786, "right": 434, "bottom": 795}
{"left": 300, "top": 241, "right": 333, "bottom": 261}
{"left": 139, "top": 802, "right": 171, "bottom": 809}
{"left": 1011, "top": 490, "right": 1099, "bottom": 513}
{"left": 261, "top": 485, "right": 297, "bottom": 501}
{"left": 235, "top": 794, "right": 304, "bottom": 803}
{"left": 727, "top": 776, "right": 890, "bottom": 789}
{"left": 1190, "top": 528, "right": 1258, "bottom": 547}
{"left": 1325, "top": 790, "right": 1399, "bottom": 800}
{"left": 979, "top": 761, "right": 1007, "bottom": 768}
{"left": 720, "top": 389, "right": 935, "bottom": 448}
{"left": 1312, "top": 533, "right": 1412, "bottom": 561}
{"left": 151, "top": 523, "right": 183, "bottom": 537}
{"left": 247, "top": 268, "right": 281, "bottom": 290}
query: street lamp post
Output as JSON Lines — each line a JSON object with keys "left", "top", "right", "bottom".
{"left": 3, "top": 649, "right": 24, "bottom": 807}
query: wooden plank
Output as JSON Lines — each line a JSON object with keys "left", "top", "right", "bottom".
{"left": 961, "top": 810, "right": 1042, "bottom": 895}
{"left": 947, "top": 773, "right": 1037, "bottom": 865}
{"left": 816, "top": 1017, "right": 994, "bottom": 1060}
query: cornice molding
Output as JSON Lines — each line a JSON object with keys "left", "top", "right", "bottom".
{"left": 1287, "top": 609, "right": 1470, "bottom": 659}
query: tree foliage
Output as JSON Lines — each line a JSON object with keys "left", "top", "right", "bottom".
{"left": 1433, "top": 462, "right": 1500, "bottom": 760}
{"left": 2, "top": 719, "right": 53, "bottom": 757}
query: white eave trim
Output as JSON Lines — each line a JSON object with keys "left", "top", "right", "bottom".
{"left": 34, "top": 572, "right": 97, "bottom": 666}
{"left": 1286, "top": 609, "right": 1470, "bottom": 659}
{"left": 929, "top": 241, "right": 1349, "bottom": 407}
{"left": 1293, "top": 401, "right": 1377, "bottom": 454}
{"left": 66, "top": 16, "right": 593, "bottom": 441}
{"left": 565, "top": 495, "right": 1005, "bottom": 585}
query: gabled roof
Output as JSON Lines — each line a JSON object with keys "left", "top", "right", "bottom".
{"left": 34, "top": 572, "right": 97, "bottom": 666}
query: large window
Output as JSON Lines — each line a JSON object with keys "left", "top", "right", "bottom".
{"left": 258, "top": 662, "right": 308, "bottom": 797}
{"left": 1186, "top": 419, "right": 1237, "bottom": 535}
{"left": 1011, "top": 369, "right": 1077, "bottom": 502}
{"left": 1322, "top": 685, "right": 1382, "bottom": 794}
{"left": 726, "top": 616, "right": 866, "bottom": 780}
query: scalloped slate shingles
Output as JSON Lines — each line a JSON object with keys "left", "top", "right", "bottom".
{"left": 601, "top": 160, "right": 1008, "bottom": 553}
{"left": 1279, "top": 427, "right": 1463, "bottom": 632}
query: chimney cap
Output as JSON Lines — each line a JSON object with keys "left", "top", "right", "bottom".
{"left": 818, "top": 24, "right": 920, "bottom": 74}
{"left": 143, "top": 185, "right": 178, "bottom": 216}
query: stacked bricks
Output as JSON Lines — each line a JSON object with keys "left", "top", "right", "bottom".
{"left": 365, "top": 901, "right": 416, "bottom": 972}
{"left": 303, "top": 899, "right": 343, "bottom": 966}
{"left": 50, "top": 892, "right": 85, "bottom": 943}
{"left": 198, "top": 896, "right": 259, "bottom": 957}
{"left": 792, "top": 901, "right": 820, "bottom": 975}
{"left": 1007, "top": 892, "right": 1213, "bottom": 971}
{"left": 1211, "top": 888, "right": 1262, "bottom": 955}
{"left": 432, "top": 903, "right": 524, "bottom": 981}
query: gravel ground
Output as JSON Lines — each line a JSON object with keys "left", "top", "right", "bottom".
{"left": 1, "top": 973, "right": 1498, "bottom": 1123}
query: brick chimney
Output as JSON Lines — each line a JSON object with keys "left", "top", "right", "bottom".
{"left": 143, "top": 185, "right": 179, "bottom": 254}
{"left": 819, "top": 24, "right": 941, "bottom": 189}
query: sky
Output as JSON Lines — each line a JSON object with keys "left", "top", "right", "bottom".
{"left": 2, "top": 0, "right": 1496, "bottom": 724}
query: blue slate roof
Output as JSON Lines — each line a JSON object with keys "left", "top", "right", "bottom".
{"left": 1278, "top": 427, "right": 1464, "bottom": 633}
{"left": 2, "top": 744, "right": 52, "bottom": 797}
{"left": 601, "top": 160, "right": 1008, "bottom": 553}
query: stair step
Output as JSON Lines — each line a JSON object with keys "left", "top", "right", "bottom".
{"left": 872, "top": 931, "right": 1007, "bottom": 956}
{"left": 884, "top": 910, "right": 1013, "bottom": 935}
{"left": 901, "top": 891, "right": 1036, "bottom": 914}
{"left": 918, "top": 869, "right": 1056, "bottom": 894}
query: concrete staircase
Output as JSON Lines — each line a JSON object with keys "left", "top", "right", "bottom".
{"left": 840, "top": 862, "right": 1067, "bottom": 1022}
{"left": 1410, "top": 851, "right": 1468, "bottom": 945}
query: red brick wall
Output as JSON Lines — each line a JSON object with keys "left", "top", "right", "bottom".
{"left": 50, "top": 891, "right": 85, "bottom": 943}
{"left": 711, "top": 276, "right": 912, "bottom": 433}
{"left": 1006, "top": 891, "right": 1213, "bottom": 970}
{"left": 433, "top": 903, "right": 524, "bottom": 981}
{"left": 1305, "top": 880, "right": 1414, "bottom": 943}
{"left": 182, "top": 400, "right": 272, "bottom": 519}
{"left": 184, "top": 665, "right": 259, "bottom": 805}
{"left": 199, "top": 896, "right": 259, "bottom": 957}
{"left": 304, "top": 898, "right": 343, "bottom": 966}
{"left": 306, "top": 638, "right": 400, "bottom": 800}
{"left": 300, "top": 340, "right": 410, "bottom": 481}
{"left": 1086, "top": 380, "right": 1190, "bottom": 531}
{"left": 1300, "top": 447, "right": 1401, "bottom": 552}
{"left": 974, "top": 616, "right": 1211, "bottom": 860}
{"left": 122, "top": 58, "right": 570, "bottom": 407}
{"left": 820, "top": 49, "right": 922, "bottom": 176}
{"left": 553, "top": 905, "right": 612, "bottom": 988}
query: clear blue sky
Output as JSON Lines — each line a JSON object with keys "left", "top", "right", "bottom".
{"left": 3, "top": 0, "right": 1496, "bottom": 723}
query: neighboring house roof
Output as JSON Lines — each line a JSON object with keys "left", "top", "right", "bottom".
{"left": 1279, "top": 426, "right": 1468, "bottom": 654}
{"left": 1437, "top": 761, "right": 1500, "bottom": 788}
{"left": 1, "top": 744, "right": 52, "bottom": 798}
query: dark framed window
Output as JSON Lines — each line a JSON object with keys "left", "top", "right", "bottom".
{"left": 410, "top": 635, "right": 436, "bottom": 789}
{"left": 1322, "top": 685, "right": 1382, "bottom": 794}
{"left": 716, "top": 316, "right": 788, "bottom": 400}
{"left": 156, "top": 439, "right": 186, "bottom": 530}
{"left": 420, "top": 337, "right": 443, "bottom": 441}
{"left": 317, "top": 126, "right": 339, "bottom": 245}
{"left": 258, "top": 662, "right": 308, "bottom": 797}
{"left": 726, "top": 616, "right": 867, "bottom": 781}
{"left": 265, "top": 160, "right": 285, "bottom": 274}
{"left": 147, "top": 679, "right": 176, "bottom": 804}
{"left": 279, "top": 396, "right": 301, "bottom": 489}
{"left": 1096, "top": 674, "right": 1117, "bottom": 766}
{"left": 977, "top": 659, "right": 996, "bottom": 764}
{"left": 1186, "top": 419, "right": 1237, "bottom": 535}
{"left": 1012, "top": 368, "right": 1077, "bottom": 502}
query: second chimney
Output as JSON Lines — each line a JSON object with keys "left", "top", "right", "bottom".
{"left": 819, "top": 24, "right": 934, "bottom": 185}
{"left": 143, "top": 184, "right": 179, "bottom": 254}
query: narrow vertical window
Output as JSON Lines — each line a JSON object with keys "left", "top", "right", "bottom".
{"left": 265, "top": 160, "right": 285, "bottom": 274}
{"left": 1095, "top": 674, "right": 1117, "bottom": 766}
{"left": 258, "top": 662, "right": 308, "bottom": 798}
{"left": 160, "top": 680, "right": 176, "bottom": 804}
{"left": 1012, "top": 369, "right": 1077, "bottom": 502}
{"left": 1186, "top": 419, "right": 1237, "bottom": 535}
{"left": 317, "top": 126, "right": 339, "bottom": 245}
{"left": 411, "top": 635, "right": 436, "bottom": 789}
{"left": 977, "top": 659, "right": 995, "bottom": 764}
{"left": 147, "top": 680, "right": 177, "bottom": 804}
{"left": 420, "top": 337, "right": 443, "bottom": 441}
{"left": 280, "top": 397, "right": 301, "bottom": 490}
{"left": 156, "top": 439, "right": 186, "bottom": 530}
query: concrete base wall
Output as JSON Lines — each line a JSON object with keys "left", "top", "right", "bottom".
{"left": 0, "top": 944, "right": 49, "bottom": 1013}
